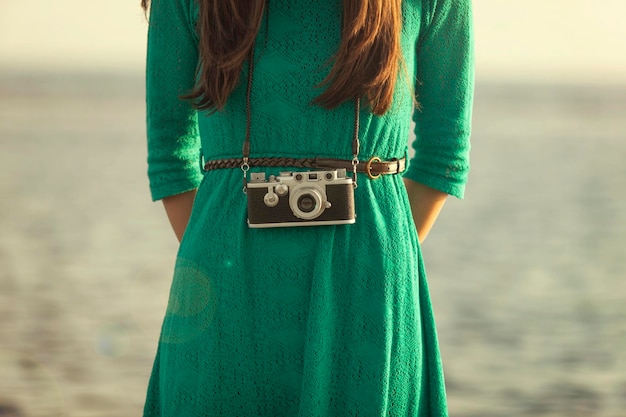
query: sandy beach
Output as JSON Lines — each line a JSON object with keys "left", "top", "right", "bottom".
{"left": 0, "top": 72, "right": 625, "bottom": 416}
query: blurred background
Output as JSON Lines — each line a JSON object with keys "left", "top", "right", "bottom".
{"left": 0, "top": 0, "right": 625, "bottom": 416}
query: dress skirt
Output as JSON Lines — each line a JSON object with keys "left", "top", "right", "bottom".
{"left": 142, "top": 167, "right": 448, "bottom": 416}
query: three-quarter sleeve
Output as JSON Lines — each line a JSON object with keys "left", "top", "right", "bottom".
{"left": 145, "top": 0, "right": 202, "bottom": 201}
{"left": 403, "top": 0, "right": 474, "bottom": 199}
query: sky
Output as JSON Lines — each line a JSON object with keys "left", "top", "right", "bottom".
{"left": 0, "top": 0, "right": 625, "bottom": 84}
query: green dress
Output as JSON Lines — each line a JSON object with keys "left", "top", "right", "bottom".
{"left": 143, "top": 0, "right": 473, "bottom": 415}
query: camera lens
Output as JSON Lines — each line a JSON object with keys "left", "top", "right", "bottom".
{"left": 297, "top": 195, "right": 316, "bottom": 213}
{"left": 289, "top": 187, "right": 325, "bottom": 220}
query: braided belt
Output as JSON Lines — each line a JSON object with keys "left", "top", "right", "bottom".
{"left": 203, "top": 156, "right": 405, "bottom": 180}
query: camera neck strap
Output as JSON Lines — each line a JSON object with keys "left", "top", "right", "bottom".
{"left": 241, "top": 43, "right": 361, "bottom": 192}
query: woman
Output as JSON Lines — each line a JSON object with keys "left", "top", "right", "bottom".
{"left": 141, "top": 0, "right": 473, "bottom": 415}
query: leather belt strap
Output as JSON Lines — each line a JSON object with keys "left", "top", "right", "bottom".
{"left": 203, "top": 156, "right": 406, "bottom": 180}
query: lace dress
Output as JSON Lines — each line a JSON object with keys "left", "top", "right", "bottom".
{"left": 143, "top": 0, "right": 474, "bottom": 415}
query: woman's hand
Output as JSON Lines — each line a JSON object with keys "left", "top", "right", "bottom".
{"left": 162, "top": 189, "right": 197, "bottom": 242}
{"left": 402, "top": 178, "right": 448, "bottom": 244}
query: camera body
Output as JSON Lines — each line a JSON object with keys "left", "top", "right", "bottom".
{"left": 247, "top": 169, "right": 356, "bottom": 228}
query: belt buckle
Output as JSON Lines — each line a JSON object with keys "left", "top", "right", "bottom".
{"left": 365, "top": 156, "right": 382, "bottom": 180}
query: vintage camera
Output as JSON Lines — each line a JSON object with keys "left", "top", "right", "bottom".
{"left": 247, "top": 169, "right": 356, "bottom": 228}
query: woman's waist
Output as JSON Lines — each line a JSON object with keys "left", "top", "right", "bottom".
{"left": 198, "top": 164, "right": 409, "bottom": 213}
{"left": 200, "top": 147, "right": 408, "bottom": 171}
{"left": 194, "top": 171, "right": 413, "bottom": 246}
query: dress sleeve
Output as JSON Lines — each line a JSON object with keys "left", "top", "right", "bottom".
{"left": 145, "top": 0, "right": 202, "bottom": 201}
{"left": 403, "top": 0, "right": 474, "bottom": 199}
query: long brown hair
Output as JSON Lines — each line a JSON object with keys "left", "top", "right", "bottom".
{"left": 142, "top": 0, "right": 403, "bottom": 115}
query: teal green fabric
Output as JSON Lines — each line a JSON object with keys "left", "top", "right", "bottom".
{"left": 144, "top": 0, "right": 473, "bottom": 415}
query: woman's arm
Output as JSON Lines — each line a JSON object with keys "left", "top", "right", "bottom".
{"left": 403, "top": 0, "right": 474, "bottom": 201}
{"left": 403, "top": 178, "right": 448, "bottom": 244}
{"left": 162, "top": 189, "right": 197, "bottom": 242}
{"left": 146, "top": 0, "right": 202, "bottom": 201}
